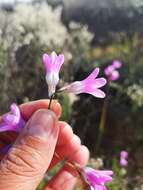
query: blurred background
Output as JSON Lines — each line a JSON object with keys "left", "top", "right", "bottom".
{"left": 0, "top": 0, "right": 143, "bottom": 189}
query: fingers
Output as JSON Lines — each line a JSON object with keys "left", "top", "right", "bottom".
{"left": 0, "top": 109, "right": 59, "bottom": 190}
{"left": 43, "top": 166, "right": 77, "bottom": 190}
{"left": 20, "top": 99, "right": 61, "bottom": 120}
{"left": 0, "top": 99, "right": 61, "bottom": 122}
{"left": 44, "top": 122, "right": 89, "bottom": 190}
{"left": 49, "top": 122, "right": 89, "bottom": 169}
{"left": 43, "top": 122, "right": 89, "bottom": 190}
{"left": 0, "top": 99, "right": 61, "bottom": 160}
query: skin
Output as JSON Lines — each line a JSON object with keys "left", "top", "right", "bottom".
{"left": 0, "top": 100, "right": 89, "bottom": 190}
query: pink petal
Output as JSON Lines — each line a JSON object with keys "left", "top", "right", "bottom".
{"left": 120, "top": 159, "right": 128, "bottom": 166}
{"left": 83, "top": 167, "right": 113, "bottom": 183}
{"left": 54, "top": 54, "right": 64, "bottom": 71}
{"left": 104, "top": 65, "right": 115, "bottom": 76}
{"left": 82, "top": 167, "right": 113, "bottom": 190}
{"left": 94, "top": 185, "right": 106, "bottom": 190}
{"left": 59, "top": 67, "right": 107, "bottom": 98}
{"left": 57, "top": 54, "right": 64, "bottom": 64}
{"left": 97, "top": 174, "right": 113, "bottom": 183}
{"left": 10, "top": 103, "right": 20, "bottom": 117}
{"left": 85, "top": 169, "right": 112, "bottom": 184}
{"left": 0, "top": 124, "right": 14, "bottom": 132}
{"left": 84, "top": 169, "right": 101, "bottom": 185}
{"left": 43, "top": 52, "right": 64, "bottom": 97}
{"left": 109, "top": 70, "right": 119, "bottom": 81}
{"left": 120, "top": 151, "right": 128, "bottom": 158}
{"left": 42, "top": 53, "right": 52, "bottom": 72}
{"left": 64, "top": 81, "right": 83, "bottom": 94}
{"left": 3, "top": 114, "right": 19, "bottom": 125}
{"left": 89, "top": 89, "right": 106, "bottom": 98}
{"left": 112, "top": 60, "right": 122, "bottom": 68}
{"left": 85, "top": 68, "right": 100, "bottom": 81}
{"left": 93, "top": 78, "right": 107, "bottom": 88}
{"left": 99, "top": 170, "right": 113, "bottom": 176}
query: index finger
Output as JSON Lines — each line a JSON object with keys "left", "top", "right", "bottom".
{"left": 19, "top": 99, "right": 61, "bottom": 120}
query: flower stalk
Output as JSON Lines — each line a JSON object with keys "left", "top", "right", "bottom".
{"left": 48, "top": 93, "right": 55, "bottom": 110}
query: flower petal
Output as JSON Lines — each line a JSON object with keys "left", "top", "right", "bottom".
{"left": 112, "top": 60, "right": 122, "bottom": 69}
{"left": 0, "top": 124, "right": 14, "bottom": 132}
{"left": 42, "top": 53, "right": 52, "bottom": 71}
{"left": 43, "top": 52, "right": 64, "bottom": 97}
{"left": 94, "top": 185, "right": 107, "bottom": 190}
{"left": 84, "top": 168, "right": 112, "bottom": 184}
{"left": 120, "top": 151, "right": 128, "bottom": 159}
{"left": 82, "top": 167, "right": 113, "bottom": 190}
{"left": 3, "top": 114, "right": 19, "bottom": 125}
{"left": 86, "top": 68, "right": 100, "bottom": 81}
{"left": 83, "top": 168, "right": 101, "bottom": 186}
{"left": 109, "top": 70, "right": 119, "bottom": 81}
{"left": 54, "top": 54, "right": 64, "bottom": 71}
{"left": 88, "top": 89, "right": 106, "bottom": 98}
{"left": 120, "top": 158, "right": 128, "bottom": 166}
{"left": 104, "top": 65, "right": 115, "bottom": 76}
{"left": 93, "top": 78, "right": 107, "bottom": 88}
{"left": 10, "top": 103, "right": 20, "bottom": 116}
{"left": 46, "top": 71, "right": 59, "bottom": 97}
{"left": 98, "top": 170, "right": 113, "bottom": 176}
{"left": 97, "top": 174, "right": 113, "bottom": 183}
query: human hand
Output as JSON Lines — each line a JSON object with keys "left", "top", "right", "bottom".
{"left": 0, "top": 100, "right": 89, "bottom": 190}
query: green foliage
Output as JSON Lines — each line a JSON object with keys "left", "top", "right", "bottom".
{"left": 60, "top": 94, "right": 71, "bottom": 121}
{"left": 36, "top": 180, "right": 46, "bottom": 190}
{"left": 108, "top": 158, "right": 128, "bottom": 190}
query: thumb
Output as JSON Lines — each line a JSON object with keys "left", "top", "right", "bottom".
{"left": 0, "top": 109, "right": 59, "bottom": 190}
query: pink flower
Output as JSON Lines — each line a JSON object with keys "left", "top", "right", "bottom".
{"left": 120, "top": 150, "right": 128, "bottom": 167}
{"left": 60, "top": 68, "right": 107, "bottom": 98}
{"left": 112, "top": 60, "right": 122, "bottom": 69}
{"left": 42, "top": 51, "right": 64, "bottom": 97}
{"left": 104, "top": 60, "right": 122, "bottom": 81}
{"left": 0, "top": 103, "right": 25, "bottom": 132}
{"left": 82, "top": 167, "right": 113, "bottom": 190}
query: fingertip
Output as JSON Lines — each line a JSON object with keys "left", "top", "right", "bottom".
{"left": 50, "top": 101, "right": 62, "bottom": 118}
{"left": 57, "top": 122, "right": 73, "bottom": 146}
{"left": 24, "top": 108, "right": 58, "bottom": 141}
{"left": 79, "top": 145, "right": 90, "bottom": 166}
{"left": 69, "top": 145, "right": 89, "bottom": 167}
{"left": 20, "top": 99, "right": 61, "bottom": 120}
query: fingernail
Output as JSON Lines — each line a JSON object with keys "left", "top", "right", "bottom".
{"left": 25, "top": 109, "right": 57, "bottom": 140}
{"left": 50, "top": 100, "right": 61, "bottom": 116}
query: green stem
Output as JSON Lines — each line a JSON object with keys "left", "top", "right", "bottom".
{"left": 96, "top": 98, "right": 108, "bottom": 152}
{"left": 95, "top": 84, "right": 109, "bottom": 153}
{"left": 48, "top": 94, "right": 54, "bottom": 109}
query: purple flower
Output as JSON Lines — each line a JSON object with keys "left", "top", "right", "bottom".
{"left": 82, "top": 167, "right": 113, "bottom": 190}
{"left": 104, "top": 60, "right": 122, "bottom": 81}
{"left": 120, "top": 150, "right": 128, "bottom": 167}
{"left": 0, "top": 103, "right": 25, "bottom": 133}
{"left": 42, "top": 51, "right": 64, "bottom": 97}
{"left": 60, "top": 68, "right": 107, "bottom": 98}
